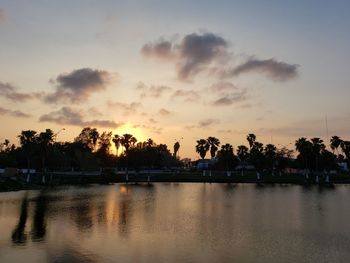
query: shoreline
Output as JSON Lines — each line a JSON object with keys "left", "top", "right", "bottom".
{"left": 1, "top": 172, "right": 350, "bottom": 192}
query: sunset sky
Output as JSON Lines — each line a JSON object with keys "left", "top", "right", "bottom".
{"left": 0, "top": 0, "right": 349, "bottom": 159}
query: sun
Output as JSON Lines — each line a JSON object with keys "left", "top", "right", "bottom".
{"left": 112, "top": 123, "right": 147, "bottom": 155}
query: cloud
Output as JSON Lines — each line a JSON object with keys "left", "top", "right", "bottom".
{"left": 158, "top": 108, "right": 171, "bottom": 116}
{"left": 230, "top": 58, "right": 299, "bottom": 81}
{"left": 209, "top": 81, "right": 237, "bottom": 93}
{"left": 142, "top": 32, "right": 299, "bottom": 83}
{"left": 136, "top": 82, "right": 172, "bottom": 98}
{"left": 149, "top": 118, "right": 157, "bottom": 124}
{"left": 45, "top": 68, "right": 115, "bottom": 103}
{"left": 198, "top": 118, "right": 220, "bottom": 128}
{"left": 39, "top": 107, "right": 121, "bottom": 128}
{"left": 0, "top": 8, "right": 6, "bottom": 25}
{"left": 106, "top": 101, "right": 142, "bottom": 115}
{"left": 212, "top": 89, "right": 248, "bottom": 106}
{"left": 0, "top": 106, "right": 31, "bottom": 118}
{"left": 0, "top": 82, "right": 42, "bottom": 102}
{"left": 171, "top": 89, "right": 200, "bottom": 102}
{"left": 141, "top": 32, "right": 229, "bottom": 81}
{"left": 141, "top": 40, "right": 174, "bottom": 59}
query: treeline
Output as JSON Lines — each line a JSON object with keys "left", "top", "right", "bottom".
{"left": 0, "top": 128, "right": 349, "bottom": 174}
{"left": 196, "top": 134, "right": 350, "bottom": 173}
{"left": 0, "top": 127, "right": 180, "bottom": 172}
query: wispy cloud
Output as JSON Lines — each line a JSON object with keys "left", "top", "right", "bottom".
{"left": 44, "top": 68, "right": 115, "bottom": 104}
{"left": 209, "top": 81, "right": 238, "bottom": 93}
{"left": 158, "top": 108, "right": 172, "bottom": 116}
{"left": 0, "top": 106, "right": 31, "bottom": 118}
{"left": 198, "top": 118, "right": 220, "bottom": 128}
{"left": 136, "top": 82, "right": 172, "bottom": 99}
{"left": 0, "top": 82, "right": 42, "bottom": 102}
{"left": 107, "top": 101, "right": 142, "bottom": 115}
{"left": 228, "top": 58, "right": 299, "bottom": 81}
{"left": 171, "top": 89, "right": 200, "bottom": 102}
{"left": 212, "top": 89, "right": 248, "bottom": 106}
{"left": 39, "top": 107, "right": 122, "bottom": 128}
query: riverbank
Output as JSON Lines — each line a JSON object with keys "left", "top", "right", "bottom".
{"left": 1, "top": 171, "right": 350, "bottom": 192}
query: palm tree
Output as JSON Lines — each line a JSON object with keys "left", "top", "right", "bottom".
{"left": 120, "top": 134, "right": 137, "bottom": 153}
{"left": 195, "top": 139, "right": 209, "bottom": 159}
{"left": 112, "top": 134, "right": 121, "bottom": 156}
{"left": 295, "top": 137, "right": 312, "bottom": 179}
{"left": 340, "top": 140, "right": 350, "bottom": 168}
{"left": 247, "top": 133, "right": 256, "bottom": 149}
{"left": 146, "top": 138, "right": 155, "bottom": 148}
{"left": 218, "top": 143, "right": 235, "bottom": 175}
{"left": 207, "top": 136, "right": 220, "bottom": 159}
{"left": 250, "top": 141, "right": 265, "bottom": 180}
{"left": 18, "top": 130, "right": 37, "bottom": 181}
{"left": 173, "top": 141, "right": 180, "bottom": 158}
{"left": 310, "top": 137, "right": 325, "bottom": 173}
{"left": 90, "top": 128, "right": 99, "bottom": 151}
{"left": 330, "top": 136, "right": 342, "bottom": 156}
{"left": 119, "top": 134, "right": 137, "bottom": 181}
{"left": 37, "top": 129, "right": 54, "bottom": 175}
{"left": 237, "top": 145, "right": 248, "bottom": 176}
{"left": 264, "top": 144, "right": 277, "bottom": 175}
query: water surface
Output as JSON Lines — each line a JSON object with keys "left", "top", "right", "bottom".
{"left": 0, "top": 183, "right": 350, "bottom": 263}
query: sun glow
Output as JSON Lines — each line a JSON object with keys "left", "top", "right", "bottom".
{"left": 112, "top": 123, "right": 147, "bottom": 155}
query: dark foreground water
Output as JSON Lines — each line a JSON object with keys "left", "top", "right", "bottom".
{"left": 0, "top": 183, "right": 350, "bottom": 263}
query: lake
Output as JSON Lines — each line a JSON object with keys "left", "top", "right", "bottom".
{"left": 0, "top": 183, "right": 350, "bottom": 263}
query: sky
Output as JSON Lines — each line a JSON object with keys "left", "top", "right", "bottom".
{"left": 0, "top": 0, "right": 350, "bottom": 159}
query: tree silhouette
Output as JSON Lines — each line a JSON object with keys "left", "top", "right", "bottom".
{"left": 295, "top": 137, "right": 312, "bottom": 173}
{"left": 173, "top": 141, "right": 180, "bottom": 158}
{"left": 207, "top": 136, "right": 220, "bottom": 159}
{"left": 330, "top": 136, "right": 342, "bottom": 156}
{"left": 37, "top": 129, "right": 54, "bottom": 173}
{"left": 247, "top": 133, "right": 256, "bottom": 149}
{"left": 195, "top": 139, "right": 209, "bottom": 159}
{"left": 112, "top": 134, "right": 121, "bottom": 156}
{"left": 264, "top": 144, "right": 277, "bottom": 174}
{"left": 120, "top": 134, "right": 137, "bottom": 153}
{"left": 217, "top": 143, "right": 237, "bottom": 171}
{"left": 18, "top": 130, "right": 37, "bottom": 177}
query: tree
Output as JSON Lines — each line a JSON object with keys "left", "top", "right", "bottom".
{"left": 237, "top": 145, "right": 249, "bottom": 175}
{"left": 18, "top": 130, "right": 37, "bottom": 177}
{"left": 247, "top": 133, "right": 256, "bottom": 149}
{"left": 112, "top": 134, "right": 121, "bottom": 156}
{"left": 310, "top": 137, "right": 325, "bottom": 172}
{"left": 330, "top": 136, "right": 342, "bottom": 155}
{"left": 120, "top": 134, "right": 137, "bottom": 153}
{"left": 207, "top": 136, "right": 220, "bottom": 159}
{"left": 264, "top": 144, "right": 277, "bottom": 174}
{"left": 173, "top": 141, "right": 180, "bottom": 158}
{"left": 295, "top": 137, "right": 312, "bottom": 173}
{"left": 249, "top": 141, "right": 265, "bottom": 175}
{"left": 37, "top": 129, "right": 54, "bottom": 173}
{"left": 340, "top": 140, "right": 350, "bottom": 167}
{"left": 216, "top": 143, "right": 237, "bottom": 171}
{"left": 74, "top": 127, "right": 100, "bottom": 152}
{"left": 195, "top": 139, "right": 209, "bottom": 159}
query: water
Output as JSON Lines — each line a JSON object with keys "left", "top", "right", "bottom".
{"left": 0, "top": 183, "right": 350, "bottom": 263}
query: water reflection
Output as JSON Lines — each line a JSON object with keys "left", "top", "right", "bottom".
{"left": 32, "top": 192, "right": 48, "bottom": 241}
{"left": 2, "top": 184, "right": 350, "bottom": 263}
{"left": 11, "top": 195, "right": 28, "bottom": 244}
